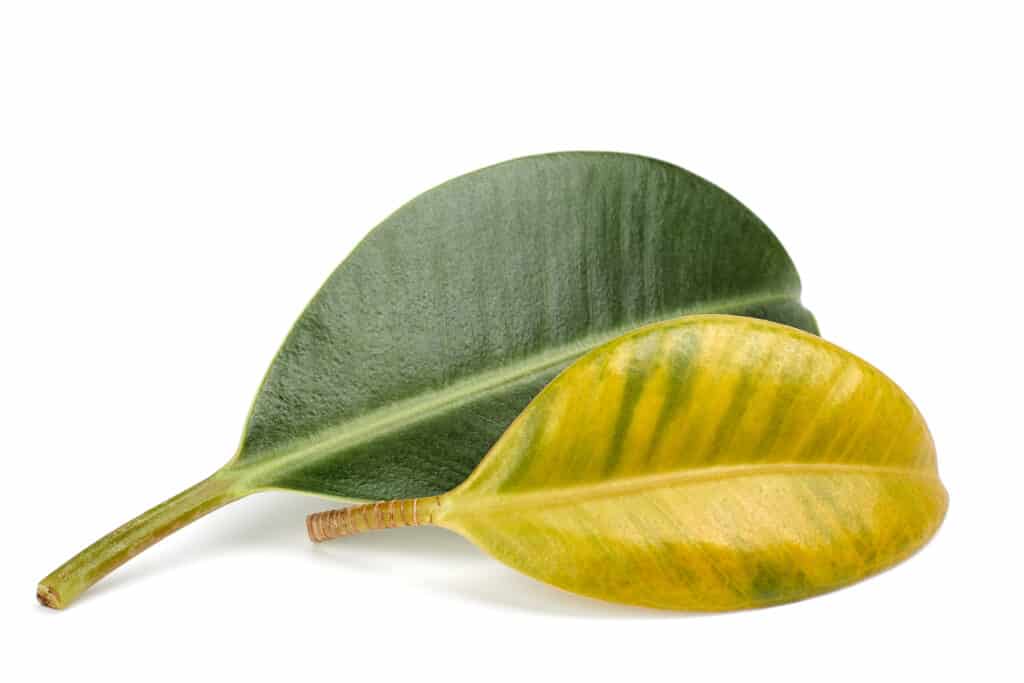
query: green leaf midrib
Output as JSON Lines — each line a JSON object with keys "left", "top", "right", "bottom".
{"left": 230, "top": 291, "right": 806, "bottom": 495}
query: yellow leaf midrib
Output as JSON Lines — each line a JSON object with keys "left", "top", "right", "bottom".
{"left": 446, "top": 462, "right": 940, "bottom": 517}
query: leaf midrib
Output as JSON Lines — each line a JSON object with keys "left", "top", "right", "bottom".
{"left": 234, "top": 291, "right": 805, "bottom": 493}
{"left": 447, "top": 462, "right": 941, "bottom": 516}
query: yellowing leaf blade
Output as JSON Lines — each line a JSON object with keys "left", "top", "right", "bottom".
{"left": 448, "top": 471, "right": 945, "bottom": 610}
{"left": 435, "top": 315, "right": 947, "bottom": 610}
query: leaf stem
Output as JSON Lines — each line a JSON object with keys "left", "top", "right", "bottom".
{"left": 37, "top": 470, "right": 246, "bottom": 609}
{"left": 307, "top": 496, "right": 443, "bottom": 542}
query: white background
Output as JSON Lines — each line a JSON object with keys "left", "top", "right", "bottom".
{"left": 3, "top": 2, "right": 1021, "bottom": 680}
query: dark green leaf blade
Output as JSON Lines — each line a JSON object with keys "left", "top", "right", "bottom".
{"left": 232, "top": 152, "right": 817, "bottom": 499}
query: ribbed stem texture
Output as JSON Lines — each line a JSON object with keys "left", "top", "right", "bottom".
{"left": 307, "top": 496, "right": 442, "bottom": 542}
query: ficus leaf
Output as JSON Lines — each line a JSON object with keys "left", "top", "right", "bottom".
{"left": 39, "top": 152, "right": 816, "bottom": 608}
{"left": 308, "top": 316, "right": 947, "bottom": 612}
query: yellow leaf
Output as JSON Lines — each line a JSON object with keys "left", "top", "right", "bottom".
{"left": 307, "top": 315, "right": 947, "bottom": 611}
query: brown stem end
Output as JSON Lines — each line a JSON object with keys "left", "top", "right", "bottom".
{"left": 37, "top": 583, "right": 63, "bottom": 610}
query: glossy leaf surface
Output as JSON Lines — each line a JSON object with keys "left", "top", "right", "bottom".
{"left": 40, "top": 152, "right": 816, "bottom": 608}
{"left": 443, "top": 316, "right": 947, "bottom": 610}
{"left": 313, "top": 316, "right": 947, "bottom": 611}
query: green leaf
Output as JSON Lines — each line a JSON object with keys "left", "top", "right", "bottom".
{"left": 237, "top": 152, "right": 816, "bottom": 499}
{"left": 308, "top": 315, "right": 947, "bottom": 612}
{"left": 39, "top": 152, "right": 816, "bottom": 608}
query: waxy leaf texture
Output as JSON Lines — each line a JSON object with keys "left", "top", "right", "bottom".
{"left": 309, "top": 316, "right": 947, "bottom": 611}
